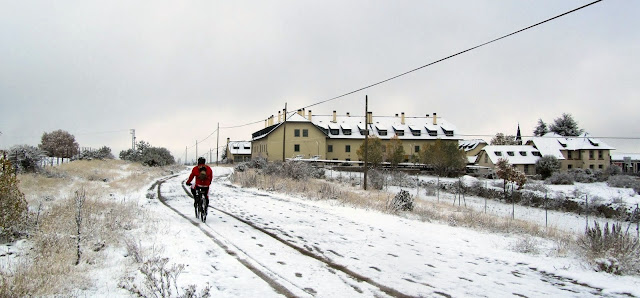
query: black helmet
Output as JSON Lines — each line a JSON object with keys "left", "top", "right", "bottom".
{"left": 197, "top": 157, "right": 206, "bottom": 164}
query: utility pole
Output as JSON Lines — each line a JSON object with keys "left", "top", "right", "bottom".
{"left": 130, "top": 129, "right": 136, "bottom": 151}
{"left": 364, "top": 95, "right": 369, "bottom": 191}
{"left": 185, "top": 146, "right": 188, "bottom": 165}
{"left": 216, "top": 122, "right": 220, "bottom": 166}
{"left": 195, "top": 140, "right": 198, "bottom": 161}
{"left": 282, "top": 103, "right": 287, "bottom": 162}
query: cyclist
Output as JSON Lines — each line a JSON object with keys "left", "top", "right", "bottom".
{"left": 186, "top": 157, "right": 213, "bottom": 210}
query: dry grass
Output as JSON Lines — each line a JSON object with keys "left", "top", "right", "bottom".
{"left": 1, "top": 160, "right": 177, "bottom": 296}
{"left": 231, "top": 169, "right": 575, "bottom": 255}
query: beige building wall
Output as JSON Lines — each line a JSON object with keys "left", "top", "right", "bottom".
{"left": 560, "top": 149, "right": 611, "bottom": 171}
{"left": 252, "top": 122, "right": 327, "bottom": 161}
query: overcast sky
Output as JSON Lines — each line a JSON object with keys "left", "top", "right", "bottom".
{"left": 1, "top": 0, "right": 638, "bottom": 162}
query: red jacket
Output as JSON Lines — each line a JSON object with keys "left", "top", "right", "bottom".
{"left": 187, "top": 165, "right": 213, "bottom": 187}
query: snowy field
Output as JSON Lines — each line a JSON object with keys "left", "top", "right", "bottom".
{"left": 3, "top": 166, "right": 640, "bottom": 297}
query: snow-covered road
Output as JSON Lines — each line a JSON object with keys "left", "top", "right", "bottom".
{"left": 150, "top": 168, "right": 640, "bottom": 297}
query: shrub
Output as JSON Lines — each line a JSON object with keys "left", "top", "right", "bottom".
{"left": 119, "top": 141, "right": 175, "bottom": 167}
{"left": 545, "top": 172, "right": 574, "bottom": 185}
{"left": 0, "top": 158, "right": 28, "bottom": 241}
{"left": 569, "top": 168, "right": 596, "bottom": 183}
{"left": 578, "top": 222, "right": 640, "bottom": 274}
{"left": 72, "top": 146, "right": 115, "bottom": 160}
{"left": 607, "top": 175, "right": 640, "bottom": 194}
{"left": 367, "top": 169, "right": 385, "bottom": 190}
{"left": 388, "top": 190, "right": 414, "bottom": 212}
{"left": 535, "top": 155, "right": 561, "bottom": 179}
{"left": 7, "top": 145, "right": 45, "bottom": 173}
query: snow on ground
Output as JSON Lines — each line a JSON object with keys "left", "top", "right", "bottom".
{"left": 5, "top": 166, "right": 640, "bottom": 297}
{"left": 112, "top": 167, "right": 639, "bottom": 297}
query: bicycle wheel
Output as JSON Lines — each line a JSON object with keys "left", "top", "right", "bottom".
{"left": 194, "top": 193, "right": 201, "bottom": 219}
{"left": 201, "top": 196, "right": 208, "bottom": 222}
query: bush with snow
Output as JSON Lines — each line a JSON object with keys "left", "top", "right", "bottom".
{"left": 72, "top": 146, "right": 114, "bottom": 160}
{"left": 388, "top": 190, "right": 414, "bottom": 212}
{"left": 6, "top": 145, "right": 45, "bottom": 173}
{"left": 545, "top": 172, "right": 574, "bottom": 185}
{"left": 607, "top": 175, "right": 640, "bottom": 194}
{"left": 578, "top": 222, "right": 640, "bottom": 275}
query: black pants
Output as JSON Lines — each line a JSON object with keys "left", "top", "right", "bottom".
{"left": 191, "top": 186, "right": 209, "bottom": 203}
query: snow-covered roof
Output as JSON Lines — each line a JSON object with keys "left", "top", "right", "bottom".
{"left": 459, "top": 139, "right": 487, "bottom": 152}
{"left": 228, "top": 141, "right": 251, "bottom": 155}
{"left": 527, "top": 133, "right": 615, "bottom": 159}
{"left": 253, "top": 112, "right": 462, "bottom": 141}
{"left": 482, "top": 145, "right": 541, "bottom": 165}
{"left": 311, "top": 114, "right": 462, "bottom": 140}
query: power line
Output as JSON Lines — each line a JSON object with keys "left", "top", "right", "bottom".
{"left": 206, "top": 0, "right": 603, "bottom": 134}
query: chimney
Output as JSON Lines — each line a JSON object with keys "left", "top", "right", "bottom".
{"left": 308, "top": 110, "right": 312, "bottom": 121}
{"left": 271, "top": 115, "right": 276, "bottom": 126}
{"left": 346, "top": 112, "right": 350, "bottom": 117}
{"left": 265, "top": 118, "right": 268, "bottom": 128}
{"left": 278, "top": 111, "right": 281, "bottom": 123}
{"left": 332, "top": 110, "right": 337, "bottom": 123}
{"left": 367, "top": 111, "right": 373, "bottom": 124}
{"left": 298, "top": 109, "right": 303, "bottom": 116}
{"left": 433, "top": 112, "right": 437, "bottom": 125}
{"left": 401, "top": 112, "right": 405, "bottom": 125}
{"left": 226, "top": 137, "right": 230, "bottom": 144}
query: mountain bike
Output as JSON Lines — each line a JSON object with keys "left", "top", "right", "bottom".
{"left": 193, "top": 187, "right": 208, "bottom": 223}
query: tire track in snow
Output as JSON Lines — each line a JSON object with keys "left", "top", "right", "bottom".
{"left": 177, "top": 179, "right": 416, "bottom": 298}
{"left": 153, "top": 177, "right": 301, "bottom": 298}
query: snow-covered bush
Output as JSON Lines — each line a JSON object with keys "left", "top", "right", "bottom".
{"left": 607, "top": 175, "right": 640, "bottom": 194}
{"left": 535, "top": 155, "right": 560, "bottom": 179}
{"left": 578, "top": 222, "right": 640, "bottom": 275}
{"left": 569, "top": 168, "right": 596, "bottom": 183}
{"left": 545, "top": 172, "right": 574, "bottom": 185}
{"left": 510, "top": 236, "right": 540, "bottom": 255}
{"left": 388, "top": 190, "right": 414, "bottom": 212}
{"left": 7, "top": 145, "right": 45, "bottom": 173}
{"left": 72, "top": 146, "right": 114, "bottom": 160}
{"left": 119, "top": 141, "right": 175, "bottom": 167}
{"left": 367, "top": 169, "right": 385, "bottom": 190}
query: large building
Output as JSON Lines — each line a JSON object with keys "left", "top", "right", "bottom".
{"left": 476, "top": 145, "right": 541, "bottom": 176}
{"left": 611, "top": 154, "right": 640, "bottom": 174}
{"left": 251, "top": 109, "right": 462, "bottom": 162}
{"left": 526, "top": 133, "right": 614, "bottom": 171}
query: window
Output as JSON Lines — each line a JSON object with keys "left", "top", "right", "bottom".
{"left": 426, "top": 128, "right": 437, "bottom": 137}
{"left": 532, "top": 152, "right": 541, "bottom": 157}
{"left": 294, "top": 129, "right": 300, "bottom": 137}
{"left": 598, "top": 150, "right": 603, "bottom": 160}
{"left": 303, "top": 129, "right": 308, "bottom": 137}
{"left": 484, "top": 154, "right": 488, "bottom": 163}
{"left": 411, "top": 130, "right": 421, "bottom": 136}
{"left": 519, "top": 151, "right": 527, "bottom": 156}
{"left": 589, "top": 165, "right": 594, "bottom": 169}
{"left": 328, "top": 145, "right": 333, "bottom": 152}
{"left": 524, "top": 165, "right": 529, "bottom": 174}
{"left": 567, "top": 151, "right": 572, "bottom": 159}
{"left": 495, "top": 152, "right": 502, "bottom": 156}
{"left": 589, "top": 150, "right": 594, "bottom": 160}
{"left": 330, "top": 128, "right": 339, "bottom": 135}
{"left": 345, "top": 145, "right": 351, "bottom": 153}
{"left": 507, "top": 151, "right": 515, "bottom": 156}
{"left": 442, "top": 128, "right": 454, "bottom": 137}
{"left": 294, "top": 144, "right": 300, "bottom": 152}
{"left": 377, "top": 128, "right": 387, "bottom": 136}
{"left": 568, "top": 164, "right": 573, "bottom": 169}
{"left": 342, "top": 129, "right": 352, "bottom": 135}
{"left": 599, "top": 164, "right": 603, "bottom": 169}
{"left": 415, "top": 146, "right": 420, "bottom": 153}
{"left": 346, "top": 158, "right": 351, "bottom": 161}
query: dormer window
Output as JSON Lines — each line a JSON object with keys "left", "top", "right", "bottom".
{"left": 341, "top": 124, "right": 352, "bottom": 135}
{"left": 376, "top": 126, "right": 387, "bottom": 136}
{"left": 532, "top": 152, "right": 541, "bottom": 156}
{"left": 507, "top": 151, "right": 515, "bottom": 156}
{"left": 441, "top": 128, "right": 454, "bottom": 137}
{"left": 330, "top": 128, "right": 339, "bottom": 135}
{"left": 519, "top": 151, "right": 527, "bottom": 156}
{"left": 495, "top": 152, "right": 502, "bottom": 156}
{"left": 425, "top": 127, "right": 437, "bottom": 137}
